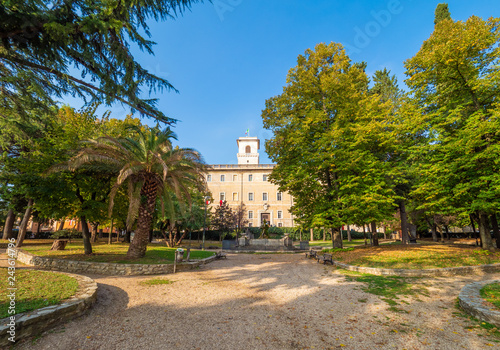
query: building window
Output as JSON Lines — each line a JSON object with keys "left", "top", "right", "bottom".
{"left": 232, "top": 192, "right": 238, "bottom": 201}
{"left": 278, "top": 223, "right": 283, "bottom": 227}
{"left": 233, "top": 174, "right": 238, "bottom": 181}
{"left": 277, "top": 210, "right": 282, "bottom": 219}
{"left": 245, "top": 145, "right": 251, "bottom": 153}
{"left": 248, "top": 192, "right": 254, "bottom": 201}
{"left": 248, "top": 174, "right": 253, "bottom": 181}
{"left": 263, "top": 174, "right": 268, "bottom": 181}
{"left": 262, "top": 192, "right": 268, "bottom": 201}
{"left": 207, "top": 174, "right": 212, "bottom": 182}
{"left": 219, "top": 192, "right": 225, "bottom": 201}
{"left": 220, "top": 175, "right": 225, "bottom": 182}
{"left": 277, "top": 192, "right": 282, "bottom": 201}
{"left": 248, "top": 211, "right": 253, "bottom": 219}
{"left": 249, "top": 223, "right": 253, "bottom": 227}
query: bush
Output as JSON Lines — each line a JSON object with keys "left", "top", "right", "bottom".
{"left": 50, "top": 229, "right": 81, "bottom": 240}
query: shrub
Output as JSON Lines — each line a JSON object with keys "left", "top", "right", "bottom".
{"left": 50, "top": 229, "right": 81, "bottom": 240}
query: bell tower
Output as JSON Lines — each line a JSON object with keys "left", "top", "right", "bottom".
{"left": 237, "top": 136, "right": 260, "bottom": 164}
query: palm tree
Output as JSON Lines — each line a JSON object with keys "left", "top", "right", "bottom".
{"left": 67, "top": 126, "right": 205, "bottom": 258}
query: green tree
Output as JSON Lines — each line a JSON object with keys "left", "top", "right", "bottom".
{"left": 405, "top": 13, "right": 500, "bottom": 250}
{"left": 211, "top": 201, "right": 235, "bottom": 241}
{"left": 262, "top": 42, "right": 395, "bottom": 248}
{"left": 67, "top": 126, "right": 205, "bottom": 258}
{"left": 434, "top": 3, "right": 451, "bottom": 25}
{"left": 0, "top": 0, "right": 202, "bottom": 123}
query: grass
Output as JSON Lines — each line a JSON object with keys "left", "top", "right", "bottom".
{"left": 341, "top": 270, "right": 429, "bottom": 306}
{"left": 22, "top": 241, "right": 215, "bottom": 264}
{"left": 481, "top": 283, "right": 500, "bottom": 310}
{"left": 326, "top": 243, "right": 500, "bottom": 269}
{"left": 308, "top": 239, "right": 374, "bottom": 248}
{"left": 139, "top": 278, "right": 175, "bottom": 286}
{"left": 454, "top": 300, "right": 500, "bottom": 341}
{"left": 0, "top": 270, "right": 78, "bottom": 319}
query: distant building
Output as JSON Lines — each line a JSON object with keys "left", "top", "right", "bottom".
{"left": 205, "top": 136, "right": 295, "bottom": 228}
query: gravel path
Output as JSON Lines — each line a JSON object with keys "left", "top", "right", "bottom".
{"left": 11, "top": 253, "right": 500, "bottom": 350}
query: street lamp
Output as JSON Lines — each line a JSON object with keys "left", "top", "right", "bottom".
{"left": 203, "top": 196, "right": 209, "bottom": 250}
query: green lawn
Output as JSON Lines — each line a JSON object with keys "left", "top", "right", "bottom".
{"left": 481, "top": 283, "right": 500, "bottom": 310}
{"left": 308, "top": 239, "right": 393, "bottom": 248}
{"left": 0, "top": 270, "right": 78, "bottom": 319}
{"left": 327, "top": 244, "right": 500, "bottom": 269}
{"left": 22, "top": 242, "right": 215, "bottom": 264}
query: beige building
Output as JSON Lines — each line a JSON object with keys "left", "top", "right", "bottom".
{"left": 205, "top": 136, "right": 294, "bottom": 228}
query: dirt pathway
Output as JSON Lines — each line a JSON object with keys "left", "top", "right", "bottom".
{"left": 11, "top": 253, "right": 500, "bottom": 350}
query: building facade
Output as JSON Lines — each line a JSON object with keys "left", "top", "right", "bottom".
{"left": 205, "top": 136, "right": 294, "bottom": 228}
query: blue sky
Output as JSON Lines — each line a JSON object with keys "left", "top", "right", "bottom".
{"left": 65, "top": 0, "right": 500, "bottom": 164}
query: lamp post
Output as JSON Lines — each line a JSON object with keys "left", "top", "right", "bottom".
{"left": 203, "top": 196, "right": 209, "bottom": 250}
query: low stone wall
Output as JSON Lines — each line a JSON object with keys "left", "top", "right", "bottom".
{"left": 16, "top": 249, "right": 217, "bottom": 276}
{"left": 333, "top": 261, "right": 500, "bottom": 277}
{"left": 0, "top": 272, "right": 97, "bottom": 348}
{"left": 459, "top": 280, "right": 500, "bottom": 327}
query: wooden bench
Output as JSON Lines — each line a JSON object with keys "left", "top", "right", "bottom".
{"left": 317, "top": 253, "right": 333, "bottom": 265}
{"left": 305, "top": 250, "right": 318, "bottom": 259}
{"left": 215, "top": 251, "right": 227, "bottom": 259}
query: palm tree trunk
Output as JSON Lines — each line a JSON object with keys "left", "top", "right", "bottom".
{"left": 127, "top": 176, "right": 158, "bottom": 258}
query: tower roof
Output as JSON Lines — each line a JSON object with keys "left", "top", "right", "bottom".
{"left": 236, "top": 136, "right": 260, "bottom": 150}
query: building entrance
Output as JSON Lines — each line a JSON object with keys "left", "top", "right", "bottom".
{"left": 261, "top": 213, "right": 270, "bottom": 225}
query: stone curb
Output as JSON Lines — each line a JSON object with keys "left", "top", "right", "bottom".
{"left": 332, "top": 261, "right": 500, "bottom": 277}
{"left": 15, "top": 249, "right": 217, "bottom": 276}
{"left": 0, "top": 271, "right": 97, "bottom": 348}
{"left": 459, "top": 280, "right": 500, "bottom": 327}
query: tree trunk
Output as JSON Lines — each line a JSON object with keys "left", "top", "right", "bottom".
{"left": 470, "top": 214, "right": 481, "bottom": 247}
{"left": 383, "top": 225, "right": 387, "bottom": 240}
{"left": 35, "top": 222, "right": 41, "bottom": 237}
{"left": 310, "top": 228, "right": 314, "bottom": 241}
{"left": 2, "top": 209, "right": 15, "bottom": 240}
{"left": 90, "top": 223, "right": 99, "bottom": 243}
{"left": 127, "top": 176, "right": 158, "bottom": 259}
{"left": 323, "top": 227, "right": 326, "bottom": 241}
{"left": 444, "top": 225, "right": 450, "bottom": 240}
{"left": 15, "top": 199, "right": 33, "bottom": 248}
{"left": 490, "top": 214, "right": 500, "bottom": 249}
{"left": 478, "top": 212, "right": 495, "bottom": 251}
{"left": 176, "top": 229, "right": 189, "bottom": 246}
{"left": 371, "top": 222, "right": 379, "bottom": 246}
{"left": 436, "top": 226, "right": 445, "bottom": 243}
{"left": 57, "top": 219, "right": 65, "bottom": 231}
{"left": 80, "top": 215, "right": 93, "bottom": 255}
{"left": 331, "top": 227, "right": 342, "bottom": 248}
{"left": 50, "top": 239, "right": 68, "bottom": 250}
{"left": 125, "top": 230, "right": 131, "bottom": 243}
{"left": 347, "top": 225, "right": 352, "bottom": 242}
{"left": 363, "top": 225, "right": 367, "bottom": 245}
{"left": 426, "top": 217, "right": 438, "bottom": 242}
{"left": 108, "top": 219, "right": 114, "bottom": 245}
{"left": 470, "top": 215, "right": 478, "bottom": 245}
{"left": 399, "top": 201, "right": 409, "bottom": 244}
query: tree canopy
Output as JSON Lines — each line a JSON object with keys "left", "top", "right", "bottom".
{"left": 0, "top": 0, "right": 202, "bottom": 123}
